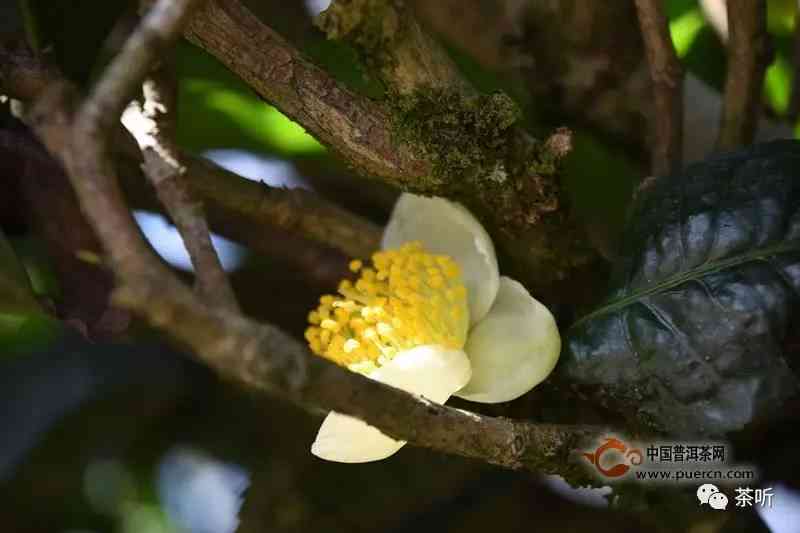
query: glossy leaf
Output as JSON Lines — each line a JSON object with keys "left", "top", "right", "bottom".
{"left": 562, "top": 140, "right": 800, "bottom": 437}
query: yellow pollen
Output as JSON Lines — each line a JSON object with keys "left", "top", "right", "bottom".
{"left": 305, "top": 242, "right": 469, "bottom": 371}
{"left": 343, "top": 338, "right": 360, "bottom": 353}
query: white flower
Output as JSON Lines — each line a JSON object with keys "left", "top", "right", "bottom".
{"left": 306, "top": 193, "right": 561, "bottom": 463}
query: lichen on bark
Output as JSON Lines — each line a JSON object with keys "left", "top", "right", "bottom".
{"left": 391, "top": 88, "right": 521, "bottom": 189}
{"left": 288, "top": 0, "right": 598, "bottom": 299}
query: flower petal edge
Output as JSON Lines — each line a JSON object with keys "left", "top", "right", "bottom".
{"left": 381, "top": 193, "right": 500, "bottom": 325}
{"left": 311, "top": 345, "right": 471, "bottom": 462}
{"left": 456, "top": 276, "right": 561, "bottom": 403}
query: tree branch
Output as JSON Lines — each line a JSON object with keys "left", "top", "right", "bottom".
{"left": 0, "top": 41, "right": 382, "bottom": 261}
{"left": 717, "top": 0, "right": 769, "bottom": 150}
{"left": 634, "top": 0, "right": 684, "bottom": 176}
{"left": 170, "top": 154, "right": 383, "bottom": 260}
{"left": 316, "top": 0, "right": 472, "bottom": 95}
{"left": 43, "top": 0, "right": 205, "bottom": 282}
{"left": 183, "top": 0, "right": 598, "bottom": 297}
{"left": 127, "top": 62, "right": 239, "bottom": 310}
{"left": 183, "top": 0, "right": 429, "bottom": 189}
{"left": 22, "top": 0, "right": 605, "bottom": 485}
{"left": 112, "top": 275, "right": 602, "bottom": 484}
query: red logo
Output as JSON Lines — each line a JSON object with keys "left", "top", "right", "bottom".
{"left": 582, "top": 437, "right": 643, "bottom": 478}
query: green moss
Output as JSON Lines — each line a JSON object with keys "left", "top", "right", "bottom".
{"left": 315, "top": 0, "right": 402, "bottom": 75}
{"left": 392, "top": 88, "right": 521, "bottom": 187}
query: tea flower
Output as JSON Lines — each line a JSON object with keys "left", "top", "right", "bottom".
{"left": 305, "top": 193, "right": 561, "bottom": 462}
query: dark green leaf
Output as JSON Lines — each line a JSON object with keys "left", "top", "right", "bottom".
{"left": 561, "top": 140, "right": 800, "bottom": 437}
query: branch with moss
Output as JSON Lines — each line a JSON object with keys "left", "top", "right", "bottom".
{"left": 184, "top": 0, "right": 596, "bottom": 296}
{"left": 20, "top": 0, "right": 606, "bottom": 485}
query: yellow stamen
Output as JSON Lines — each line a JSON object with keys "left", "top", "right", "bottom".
{"left": 305, "top": 242, "right": 469, "bottom": 371}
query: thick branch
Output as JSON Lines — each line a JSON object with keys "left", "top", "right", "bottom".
{"left": 183, "top": 0, "right": 429, "bottom": 189}
{"left": 131, "top": 64, "right": 239, "bottom": 310}
{"left": 113, "top": 276, "right": 602, "bottom": 484}
{"left": 717, "top": 0, "right": 769, "bottom": 150}
{"left": 183, "top": 0, "right": 596, "bottom": 296}
{"left": 317, "top": 0, "right": 472, "bottom": 95}
{"left": 24, "top": 0, "right": 604, "bottom": 484}
{"left": 634, "top": 0, "right": 684, "bottom": 176}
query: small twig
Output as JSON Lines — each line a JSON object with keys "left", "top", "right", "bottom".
{"left": 717, "top": 0, "right": 770, "bottom": 150}
{"left": 129, "top": 63, "right": 239, "bottom": 311}
{"left": 53, "top": 0, "right": 205, "bottom": 282}
{"left": 634, "top": 0, "right": 684, "bottom": 176}
{"left": 0, "top": 41, "right": 382, "bottom": 262}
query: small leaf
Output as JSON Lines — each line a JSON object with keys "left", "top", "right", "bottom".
{"left": 562, "top": 140, "right": 800, "bottom": 437}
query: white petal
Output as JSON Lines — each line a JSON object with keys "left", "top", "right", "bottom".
{"left": 382, "top": 193, "right": 499, "bottom": 325}
{"left": 456, "top": 277, "right": 560, "bottom": 403}
{"left": 311, "top": 346, "right": 471, "bottom": 463}
{"left": 310, "top": 412, "right": 406, "bottom": 463}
